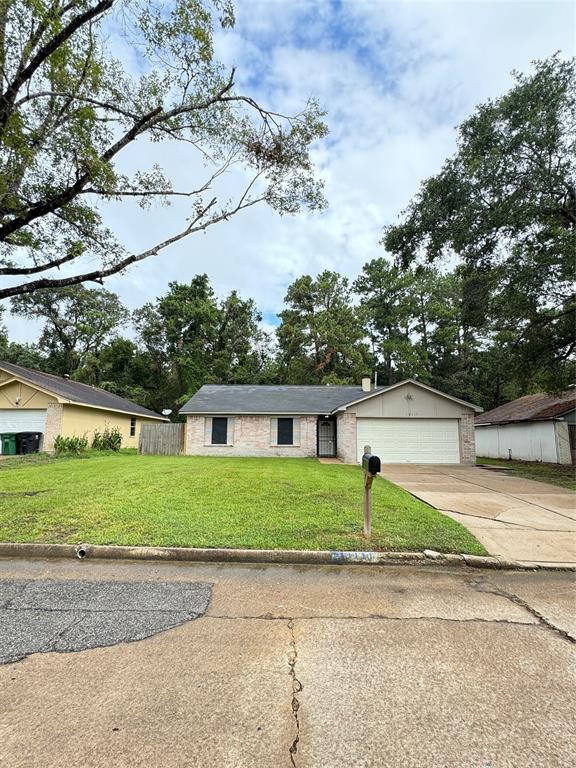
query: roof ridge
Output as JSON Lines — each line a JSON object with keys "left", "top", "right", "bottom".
{"left": 2, "top": 361, "right": 124, "bottom": 395}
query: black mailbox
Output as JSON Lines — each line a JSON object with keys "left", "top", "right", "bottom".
{"left": 362, "top": 452, "right": 381, "bottom": 475}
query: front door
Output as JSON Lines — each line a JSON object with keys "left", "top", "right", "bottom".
{"left": 317, "top": 417, "right": 336, "bottom": 458}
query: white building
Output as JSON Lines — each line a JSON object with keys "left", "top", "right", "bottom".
{"left": 475, "top": 391, "right": 575, "bottom": 465}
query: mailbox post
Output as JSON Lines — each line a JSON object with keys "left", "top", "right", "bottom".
{"left": 361, "top": 444, "right": 381, "bottom": 537}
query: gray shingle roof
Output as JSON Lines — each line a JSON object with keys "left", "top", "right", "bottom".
{"left": 179, "top": 384, "right": 376, "bottom": 414}
{"left": 0, "top": 361, "right": 166, "bottom": 420}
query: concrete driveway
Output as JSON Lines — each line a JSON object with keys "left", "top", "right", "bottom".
{"left": 380, "top": 464, "right": 576, "bottom": 566}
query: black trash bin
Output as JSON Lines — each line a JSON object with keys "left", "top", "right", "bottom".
{"left": 16, "top": 432, "right": 42, "bottom": 454}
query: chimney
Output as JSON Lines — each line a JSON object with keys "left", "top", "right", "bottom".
{"left": 361, "top": 376, "right": 371, "bottom": 393}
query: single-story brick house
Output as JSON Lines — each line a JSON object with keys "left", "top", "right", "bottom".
{"left": 180, "top": 378, "right": 482, "bottom": 464}
{"left": 0, "top": 361, "right": 167, "bottom": 453}
{"left": 475, "top": 390, "right": 576, "bottom": 465}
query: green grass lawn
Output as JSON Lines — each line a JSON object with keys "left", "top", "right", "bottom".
{"left": 477, "top": 457, "right": 576, "bottom": 490}
{"left": 0, "top": 453, "right": 486, "bottom": 554}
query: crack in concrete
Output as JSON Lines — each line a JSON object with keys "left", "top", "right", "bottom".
{"left": 437, "top": 471, "right": 575, "bottom": 522}
{"left": 438, "top": 508, "right": 573, "bottom": 532}
{"left": 204, "top": 613, "right": 534, "bottom": 625}
{"left": 468, "top": 580, "right": 575, "bottom": 644}
{"left": 287, "top": 618, "right": 302, "bottom": 767}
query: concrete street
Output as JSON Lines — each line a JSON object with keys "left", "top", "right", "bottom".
{"left": 380, "top": 464, "right": 576, "bottom": 566}
{"left": 0, "top": 557, "right": 575, "bottom": 767}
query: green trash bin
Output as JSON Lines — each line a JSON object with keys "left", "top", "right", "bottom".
{"left": 1, "top": 433, "right": 17, "bottom": 455}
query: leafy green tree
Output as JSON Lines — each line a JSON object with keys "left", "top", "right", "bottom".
{"left": 0, "top": 0, "right": 327, "bottom": 300}
{"left": 133, "top": 276, "right": 268, "bottom": 408}
{"left": 383, "top": 55, "right": 575, "bottom": 390}
{"left": 277, "top": 271, "right": 369, "bottom": 383}
{"left": 354, "top": 259, "right": 420, "bottom": 384}
{"left": 10, "top": 285, "right": 128, "bottom": 374}
{"left": 423, "top": 270, "right": 484, "bottom": 403}
{"left": 211, "top": 291, "right": 271, "bottom": 383}
{"left": 0, "top": 308, "right": 7, "bottom": 352}
{"left": 0, "top": 341, "right": 46, "bottom": 369}
{"left": 134, "top": 276, "right": 220, "bottom": 399}
{"left": 76, "top": 338, "right": 159, "bottom": 408}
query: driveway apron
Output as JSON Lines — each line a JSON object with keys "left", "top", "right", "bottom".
{"left": 380, "top": 464, "right": 576, "bottom": 566}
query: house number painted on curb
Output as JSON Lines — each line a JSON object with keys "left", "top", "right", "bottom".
{"left": 331, "top": 551, "right": 379, "bottom": 563}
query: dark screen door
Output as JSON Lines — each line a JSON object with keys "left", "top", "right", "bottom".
{"left": 318, "top": 419, "right": 336, "bottom": 457}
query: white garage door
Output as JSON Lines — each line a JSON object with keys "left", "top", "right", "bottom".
{"left": 356, "top": 418, "right": 460, "bottom": 464}
{"left": 0, "top": 410, "right": 47, "bottom": 451}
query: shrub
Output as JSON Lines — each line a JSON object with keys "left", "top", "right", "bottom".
{"left": 92, "top": 426, "right": 122, "bottom": 452}
{"left": 54, "top": 435, "right": 89, "bottom": 455}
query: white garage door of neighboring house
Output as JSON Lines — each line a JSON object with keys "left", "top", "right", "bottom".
{"left": 356, "top": 418, "right": 461, "bottom": 464}
{"left": 0, "top": 410, "right": 47, "bottom": 451}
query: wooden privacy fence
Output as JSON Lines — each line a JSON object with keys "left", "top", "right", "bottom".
{"left": 139, "top": 423, "right": 185, "bottom": 455}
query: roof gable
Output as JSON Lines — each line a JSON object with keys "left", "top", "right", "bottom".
{"left": 335, "top": 379, "right": 483, "bottom": 413}
{"left": 0, "top": 362, "right": 167, "bottom": 420}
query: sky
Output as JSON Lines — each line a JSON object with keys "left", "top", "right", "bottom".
{"left": 3, "top": 0, "right": 575, "bottom": 343}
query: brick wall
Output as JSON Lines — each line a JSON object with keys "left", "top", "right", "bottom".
{"left": 185, "top": 407, "right": 477, "bottom": 464}
{"left": 336, "top": 412, "right": 357, "bottom": 464}
{"left": 459, "top": 412, "right": 476, "bottom": 464}
{"left": 43, "top": 403, "right": 63, "bottom": 452}
{"left": 185, "top": 414, "right": 318, "bottom": 457}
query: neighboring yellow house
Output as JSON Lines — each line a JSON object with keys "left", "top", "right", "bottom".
{"left": 0, "top": 361, "right": 167, "bottom": 453}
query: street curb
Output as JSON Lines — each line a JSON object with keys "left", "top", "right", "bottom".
{"left": 0, "top": 542, "right": 573, "bottom": 571}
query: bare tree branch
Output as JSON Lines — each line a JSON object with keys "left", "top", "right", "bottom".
{"left": 0, "top": 105, "right": 163, "bottom": 240}
{"left": 0, "top": 250, "right": 78, "bottom": 275}
{"left": 0, "top": 188, "right": 265, "bottom": 299}
{"left": 13, "top": 91, "right": 140, "bottom": 120}
{"left": 0, "top": 70, "right": 238, "bottom": 242}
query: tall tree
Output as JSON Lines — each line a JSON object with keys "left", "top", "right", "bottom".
{"left": 354, "top": 259, "right": 420, "bottom": 384}
{"left": 277, "top": 271, "right": 369, "bottom": 384}
{"left": 10, "top": 285, "right": 128, "bottom": 374}
{"left": 211, "top": 291, "right": 270, "bottom": 383}
{"left": 134, "top": 276, "right": 219, "bottom": 404}
{"left": 75, "top": 338, "right": 159, "bottom": 409}
{"left": 0, "top": 308, "right": 46, "bottom": 368}
{"left": 0, "top": 0, "right": 327, "bottom": 300}
{"left": 383, "top": 55, "right": 576, "bottom": 391}
{"left": 133, "top": 276, "right": 269, "bottom": 407}
{"left": 0, "top": 307, "right": 7, "bottom": 352}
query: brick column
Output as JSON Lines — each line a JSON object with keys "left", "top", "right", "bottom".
{"left": 186, "top": 415, "right": 204, "bottom": 455}
{"left": 337, "top": 412, "right": 357, "bottom": 464}
{"left": 43, "top": 403, "right": 64, "bottom": 452}
{"left": 459, "top": 412, "right": 476, "bottom": 464}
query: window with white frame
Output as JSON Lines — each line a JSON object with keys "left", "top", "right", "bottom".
{"left": 271, "top": 417, "right": 300, "bottom": 446}
{"left": 205, "top": 417, "right": 234, "bottom": 445}
{"left": 130, "top": 417, "right": 136, "bottom": 437}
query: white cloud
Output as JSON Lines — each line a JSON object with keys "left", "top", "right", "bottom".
{"left": 3, "top": 0, "right": 574, "bottom": 343}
